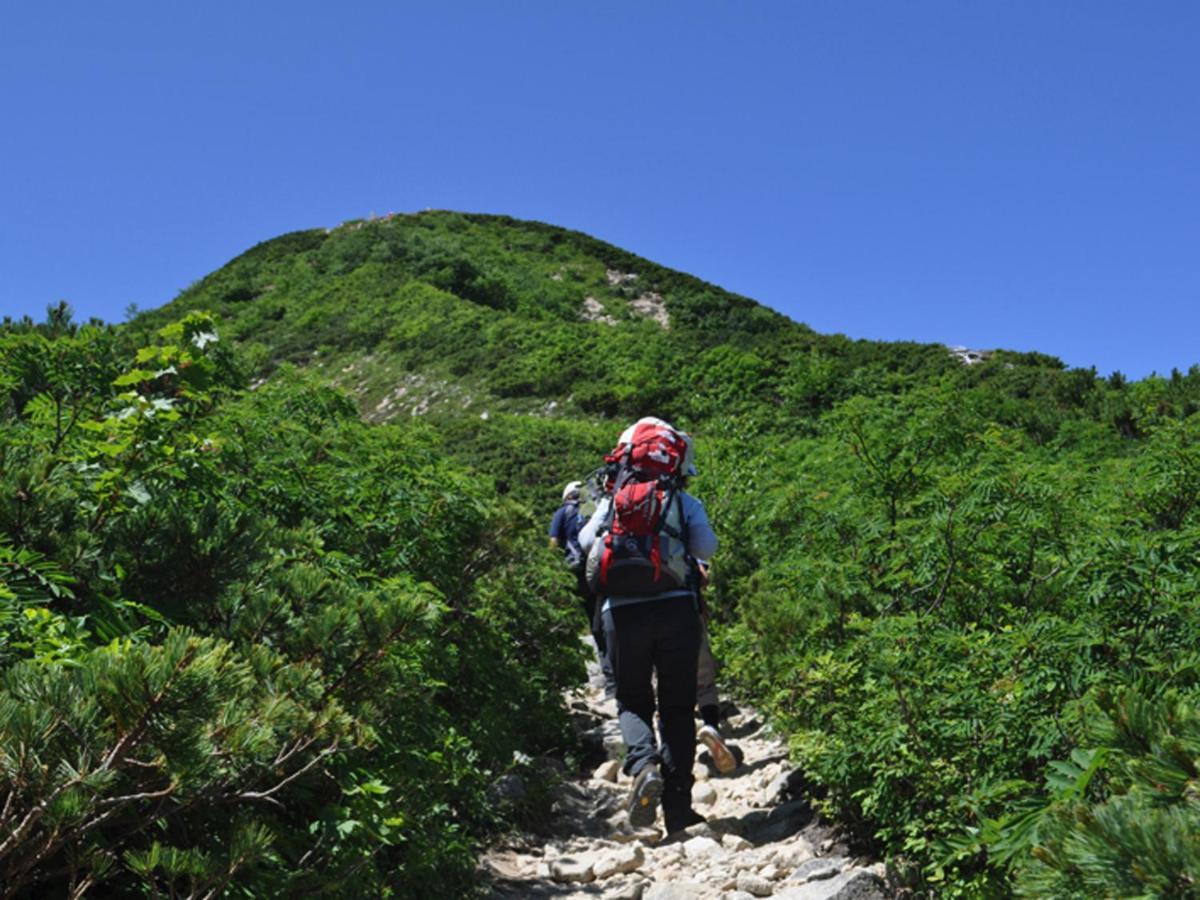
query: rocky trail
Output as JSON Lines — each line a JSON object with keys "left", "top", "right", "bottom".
{"left": 480, "top": 653, "right": 897, "bottom": 900}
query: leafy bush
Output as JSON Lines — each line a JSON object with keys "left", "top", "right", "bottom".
{"left": 0, "top": 311, "right": 584, "bottom": 896}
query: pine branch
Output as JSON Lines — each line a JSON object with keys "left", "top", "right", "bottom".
{"left": 235, "top": 741, "right": 339, "bottom": 806}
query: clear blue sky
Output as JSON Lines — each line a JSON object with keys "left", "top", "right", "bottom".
{"left": 2, "top": 2, "right": 1197, "bottom": 378}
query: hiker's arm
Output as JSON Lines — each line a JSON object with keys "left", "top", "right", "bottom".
{"left": 683, "top": 494, "right": 718, "bottom": 560}
{"left": 578, "top": 497, "right": 611, "bottom": 552}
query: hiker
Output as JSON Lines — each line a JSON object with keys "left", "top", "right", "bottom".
{"left": 550, "top": 481, "right": 615, "bottom": 696}
{"left": 579, "top": 417, "right": 718, "bottom": 835}
{"left": 548, "top": 481, "right": 585, "bottom": 562}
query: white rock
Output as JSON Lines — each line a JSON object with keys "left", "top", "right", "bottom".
{"left": 692, "top": 782, "right": 718, "bottom": 806}
{"left": 722, "top": 833, "right": 754, "bottom": 852}
{"left": 737, "top": 871, "right": 775, "bottom": 896}
{"left": 647, "top": 843, "right": 686, "bottom": 865}
{"left": 593, "top": 844, "right": 646, "bottom": 880}
{"left": 771, "top": 838, "right": 816, "bottom": 870}
{"left": 606, "top": 816, "right": 658, "bottom": 843}
{"left": 760, "top": 863, "right": 780, "bottom": 881}
{"left": 682, "top": 821, "right": 723, "bottom": 841}
{"left": 548, "top": 855, "right": 596, "bottom": 883}
{"left": 630, "top": 292, "right": 670, "bottom": 330}
{"left": 774, "top": 868, "right": 886, "bottom": 900}
{"left": 693, "top": 763, "right": 711, "bottom": 782}
{"left": 786, "top": 857, "right": 844, "bottom": 884}
{"left": 761, "top": 767, "right": 808, "bottom": 807}
{"left": 731, "top": 854, "right": 762, "bottom": 873}
{"left": 603, "top": 878, "right": 648, "bottom": 900}
{"left": 594, "top": 759, "right": 622, "bottom": 783}
{"left": 643, "top": 882, "right": 708, "bottom": 900}
{"left": 682, "top": 835, "right": 726, "bottom": 860}
{"left": 716, "top": 872, "right": 739, "bottom": 890}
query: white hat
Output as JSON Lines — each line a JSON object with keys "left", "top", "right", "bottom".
{"left": 562, "top": 481, "right": 582, "bottom": 501}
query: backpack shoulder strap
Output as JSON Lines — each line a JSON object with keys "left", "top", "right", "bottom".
{"left": 657, "top": 485, "right": 687, "bottom": 545}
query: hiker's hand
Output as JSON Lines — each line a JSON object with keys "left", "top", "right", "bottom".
{"left": 697, "top": 562, "right": 711, "bottom": 588}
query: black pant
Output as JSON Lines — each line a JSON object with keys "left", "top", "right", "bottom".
{"left": 602, "top": 595, "right": 701, "bottom": 821}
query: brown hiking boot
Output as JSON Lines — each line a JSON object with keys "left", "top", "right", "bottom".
{"left": 698, "top": 724, "right": 736, "bottom": 774}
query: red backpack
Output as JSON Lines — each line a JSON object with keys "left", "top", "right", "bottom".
{"left": 587, "top": 418, "right": 694, "bottom": 597}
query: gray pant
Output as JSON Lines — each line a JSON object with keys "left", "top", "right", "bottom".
{"left": 696, "top": 622, "right": 719, "bottom": 711}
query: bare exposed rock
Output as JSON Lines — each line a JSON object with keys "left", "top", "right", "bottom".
{"left": 682, "top": 835, "right": 726, "bottom": 860}
{"left": 607, "top": 269, "right": 639, "bottom": 285}
{"left": 775, "top": 868, "right": 887, "bottom": 900}
{"left": 742, "top": 799, "right": 813, "bottom": 845}
{"left": 481, "top": 850, "right": 535, "bottom": 881}
{"left": 693, "top": 782, "right": 718, "bottom": 807}
{"left": 593, "top": 845, "right": 645, "bottom": 879}
{"left": 947, "top": 345, "right": 994, "bottom": 366}
{"left": 737, "top": 871, "right": 775, "bottom": 896}
{"left": 490, "top": 774, "right": 527, "bottom": 804}
{"left": 787, "top": 857, "right": 845, "bottom": 884}
{"left": 594, "top": 760, "right": 622, "bottom": 783}
{"left": 606, "top": 818, "right": 661, "bottom": 844}
{"left": 706, "top": 868, "right": 737, "bottom": 889}
{"left": 547, "top": 854, "right": 595, "bottom": 884}
{"left": 629, "top": 292, "right": 670, "bottom": 329}
{"left": 643, "top": 882, "right": 708, "bottom": 900}
{"left": 723, "top": 834, "right": 754, "bottom": 852}
{"left": 761, "top": 769, "right": 809, "bottom": 808}
{"left": 604, "top": 878, "right": 648, "bottom": 899}
{"left": 581, "top": 296, "right": 618, "bottom": 326}
{"left": 770, "top": 838, "right": 816, "bottom": 870}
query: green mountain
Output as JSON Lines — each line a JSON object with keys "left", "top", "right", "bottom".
{"left": 5, "top": 211, "right": 1200, "bottom": 896}
{"left": 131, "top": 210, "right": 1128, "bottom": 502}
{"left": 129, "top": 213, "right": 889, "bottom": 431}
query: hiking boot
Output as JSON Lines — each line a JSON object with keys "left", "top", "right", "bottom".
{"left": 698, "top": 724, "right": 736, "bottom": 775}
{"left": 627, "top": 763, "right": 663, "bottom": 828}
{"left": 664, "top": 807, "right": 707, "bottom": 837}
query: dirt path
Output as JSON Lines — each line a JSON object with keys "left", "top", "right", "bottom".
{"left": 480, "top": 653, "right": 895, "bottom": 900}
